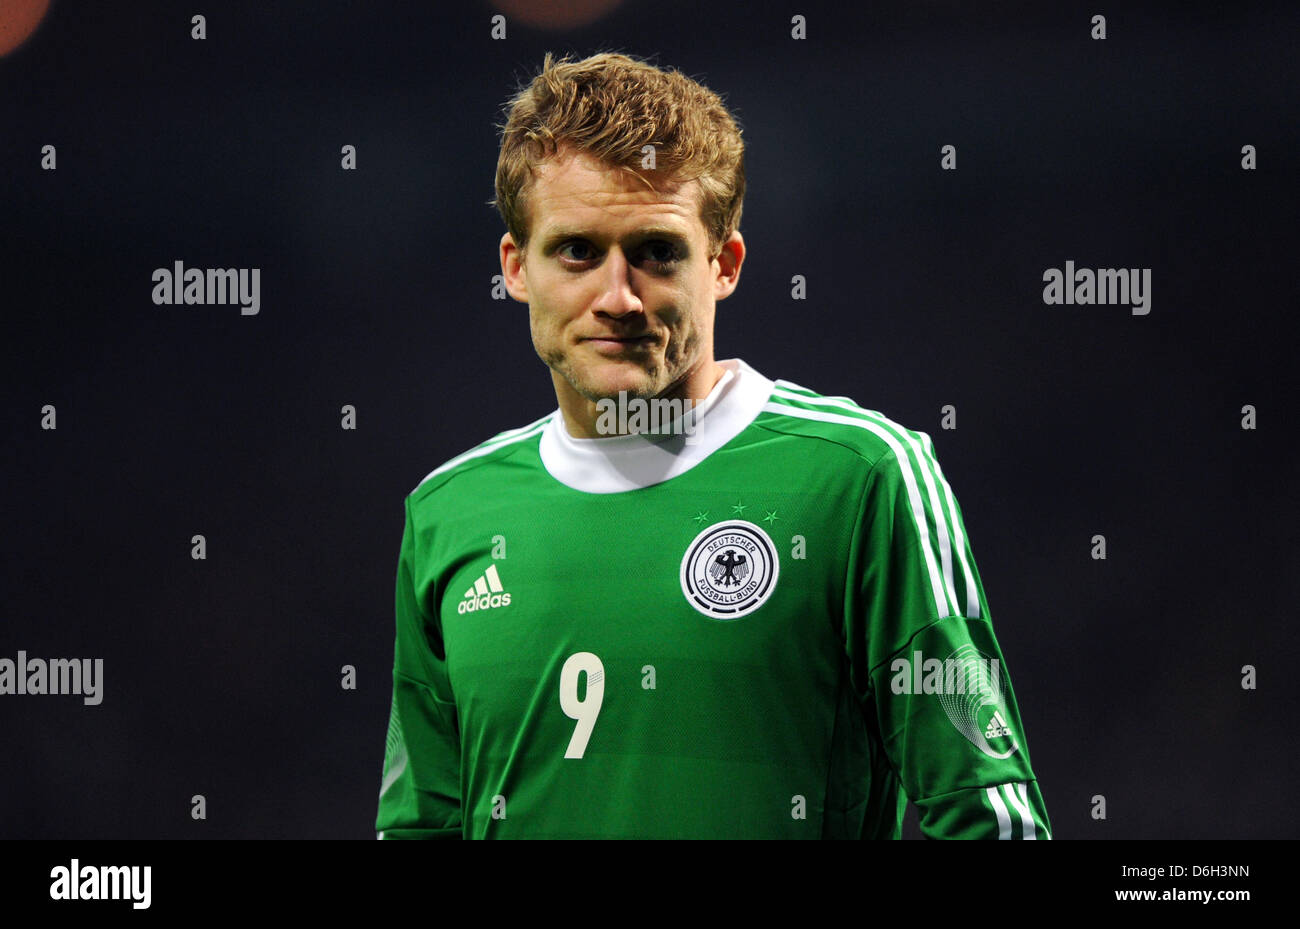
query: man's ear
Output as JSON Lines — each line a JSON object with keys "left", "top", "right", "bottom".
{"left": 713, "top": 230, "right": 745, "bottom": 301}
{"left": 500, "top": 232, "right": 529, "bottom": 303}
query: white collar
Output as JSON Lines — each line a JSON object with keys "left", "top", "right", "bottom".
{"left": 538, "top": 358, "right": 774, "bottom": 493}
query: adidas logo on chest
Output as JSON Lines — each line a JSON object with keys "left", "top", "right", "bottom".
{"left": 457, "top": 564, "right": 512, "bottom": 614}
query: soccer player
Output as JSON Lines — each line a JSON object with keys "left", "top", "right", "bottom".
{"left": 376, "top": 52, "right": 1051, "bottom": 839}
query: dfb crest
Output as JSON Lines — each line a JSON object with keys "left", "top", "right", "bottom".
{"left": 680, "top": 520, "right": 779, "bottom": 619}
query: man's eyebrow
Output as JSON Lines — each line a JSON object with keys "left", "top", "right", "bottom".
{"left": 537, "top": 226, "right": 691, "bottom": 249}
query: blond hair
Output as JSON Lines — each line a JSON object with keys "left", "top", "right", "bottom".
{"left": 493, "top": 52, "right": 745, "bottom": 256}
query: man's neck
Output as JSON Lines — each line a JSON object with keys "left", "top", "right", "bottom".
{"left": 557, "top": 360, "right": 727, "bottom": 439}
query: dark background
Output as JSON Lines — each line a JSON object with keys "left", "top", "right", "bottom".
{"left": 1, "top": 0, "right": 1296, "bottom": 839}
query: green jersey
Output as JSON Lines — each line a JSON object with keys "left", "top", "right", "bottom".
{"left": 376, "top": 358, "right": 1051, "bottom": 839}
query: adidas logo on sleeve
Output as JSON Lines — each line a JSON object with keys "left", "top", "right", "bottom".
{"left": 457, "top": 564, "right": 512, "bottom": 614}
{"left": 984, "top": 711, "right": 1012, "bottom": 739}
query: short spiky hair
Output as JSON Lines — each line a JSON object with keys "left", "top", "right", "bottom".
{"left": 493, "top": 51, "right": 745, "bottom": 256}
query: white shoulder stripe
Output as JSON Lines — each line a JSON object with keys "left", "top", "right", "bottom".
{"left": 761, "top": 400, "right": 978, "bottom": 619}
{"left": 772, "top": 384, "right": 874, "bottom": 413}
{"left": 1002, "top": 782, "right": 1039, "bottom": 840}
{"left": 986, "top": 782, "right": 1043, "bottom": 840}
{"left": 486, "top": 413, "right": 555, "bottom": 444}
{"left": 986, "top": 785, "right": 1013, "bottom": 839}
{"left": 768, "top": 394, "right": 980, "bottom": 617}
{"left": 772, "top": 378, "right": 819, "bottom": 398}
{"left": 913, "top": 432, "right": 979, "bottom": 619}
{"left": 414, "top": 415, "right": 552, "bottom": 492}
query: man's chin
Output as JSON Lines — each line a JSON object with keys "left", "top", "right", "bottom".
{"left": 580, "top": 380, "right": 654, "bottom": 403}
{"left": 571, "top": 363, "right": 658, "bottom": 402}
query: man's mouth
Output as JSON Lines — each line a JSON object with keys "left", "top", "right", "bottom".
{"left": 583, "top": 335, "right": 656, "bottom": 351}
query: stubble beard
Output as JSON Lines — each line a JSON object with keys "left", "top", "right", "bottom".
{"left": 543, "top": 327, "right": 702, "bottom": 405}
{"left": 530, "top": 301, "right": 696, "bottom": 402}
{"left": 548, "top": 349, "right": 662, "bottom": 403}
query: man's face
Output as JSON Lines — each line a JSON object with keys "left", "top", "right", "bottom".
{"left": 500, "top": 145, "right": 743, "bottom": 407}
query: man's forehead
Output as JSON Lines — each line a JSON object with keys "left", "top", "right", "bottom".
{"left": 529, "top": 146, "right": 703, "bottom": 233}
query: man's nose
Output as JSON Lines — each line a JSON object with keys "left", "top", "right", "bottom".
{"left": 593, "top": 248, "right": 642, "bottom": 318}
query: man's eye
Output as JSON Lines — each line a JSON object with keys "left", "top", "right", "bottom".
{"left": 639, "top": 241, "right": 681, "bottom": 267}
{"left": 643, "top": 242, "right": 680, "bottom": 267}
{"left": 559, "top": 242, "right": 595, "bottom": 261}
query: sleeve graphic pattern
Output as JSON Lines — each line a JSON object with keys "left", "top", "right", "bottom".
{"left": 847, "top": 442, "right": 1052, "bottom": 839}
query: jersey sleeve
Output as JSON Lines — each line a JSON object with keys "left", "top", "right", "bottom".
{"left": 375, "top": 494, "right": 463, "bottom": 839}
{"left": 844, "top": 439, "right": 1052, "bottom": 839}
